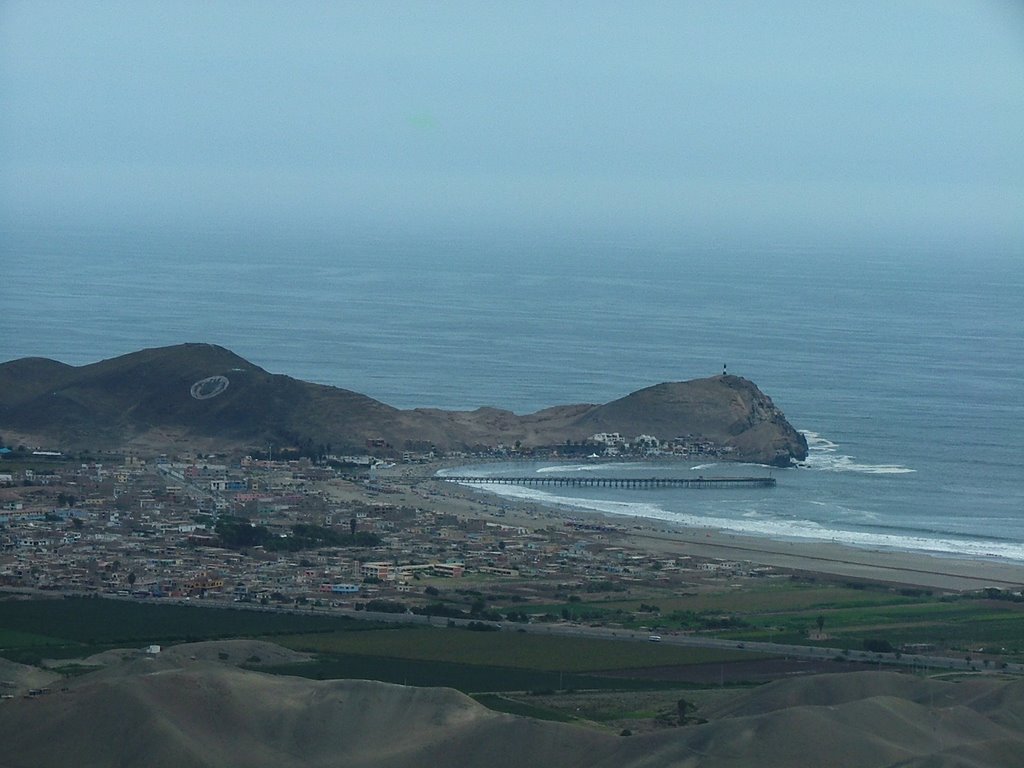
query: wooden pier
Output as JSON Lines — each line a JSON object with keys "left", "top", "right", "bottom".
{"left": 440, "top": 476, "right": 775, "bottom": 489}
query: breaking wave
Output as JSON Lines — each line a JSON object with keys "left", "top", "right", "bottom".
{"left": 446, "top": 478, "right": 1024, "bottom": 562}
{"left": 535, "top": 462, "right": 649, "bottom": 473}
{"left": 797, "top": 431, "right": 915, "bottom": 474}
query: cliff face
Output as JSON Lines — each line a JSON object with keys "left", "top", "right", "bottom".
{"left": 0, "top": 345, "right": 807, "bottom": 465}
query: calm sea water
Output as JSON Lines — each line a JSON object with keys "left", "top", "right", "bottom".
{"left": 2, "top": 224, "right": 1023, "bottom": 561}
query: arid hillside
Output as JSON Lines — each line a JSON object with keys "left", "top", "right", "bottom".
{"left": 1, "top": 647, "right": 1022, "bottom": 768}
{"left": 0, "top": 344, "right": 806, "bottom": 464}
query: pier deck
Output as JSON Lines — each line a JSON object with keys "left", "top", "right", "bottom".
{"left": 441, "top": 476, "right": 775, "bottom": 489}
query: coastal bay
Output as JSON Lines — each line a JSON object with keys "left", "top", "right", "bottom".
{"left": 3, "top": 5, "right": 1022, "bottom": 765}
{"left": 4, "top": 231, "right": 1021, "bottom": 565}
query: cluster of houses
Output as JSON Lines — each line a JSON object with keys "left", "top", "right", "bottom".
{"left": 588, "top": 433, "right": 733, "bottom": 457}
{"left": 0, "top": 451, "right": 762, "bottom": 613}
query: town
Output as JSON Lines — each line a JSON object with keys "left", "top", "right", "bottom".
{"left": 0, "top": 437, "right": 756, "bottom": 623}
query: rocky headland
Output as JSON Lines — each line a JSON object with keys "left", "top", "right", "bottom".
{"left": 0, "top": 344, "right": 807, "bottom": 465}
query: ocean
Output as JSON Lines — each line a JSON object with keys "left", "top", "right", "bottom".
{"left": 2, "top": 223, "right": 1023, "bottom": 562}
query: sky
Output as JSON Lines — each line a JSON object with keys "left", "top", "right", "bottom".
{"left": 1, "top": 1, "right": 1023, "bottom": 250}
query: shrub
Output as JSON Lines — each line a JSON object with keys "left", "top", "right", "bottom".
{"left": 863, "top": 638, "right": 893, "bottom": 653}
{"left": 364, "top": 600, "right": 407, "bottom": 614}
{"left": 465, "top": 621, "right": 500, "bottom": 632}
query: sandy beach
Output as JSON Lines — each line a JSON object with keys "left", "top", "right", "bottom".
{"left": 351, "top": 463, "right": 1024, "bottom": 593}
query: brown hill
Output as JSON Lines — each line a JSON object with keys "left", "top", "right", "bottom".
{"left": 703, "top": 670, "right": 981, "bottom": 718}
{"left": 1, "top": 651, "right": 1022, "bottom": 768}
{"left": 0, "top": 344, "right": 807, "bottom": 464}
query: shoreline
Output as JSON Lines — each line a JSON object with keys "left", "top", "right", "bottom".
{"left": 369, "top": 464, "right": 1024, "bottom": 593}
{"left": 428, "top": 456, "right": 1024, "bottom": 565}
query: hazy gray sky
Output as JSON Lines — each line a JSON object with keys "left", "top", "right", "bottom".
{"left": 2, "top": 1, "right": 1022, "bottom": 249}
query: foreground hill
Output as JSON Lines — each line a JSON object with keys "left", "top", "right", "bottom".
{"left": 0, "top": 344, "right": 807, "bottom": 464}
{"left": 1, "top": 650, "right": 1022, "bottom": 768}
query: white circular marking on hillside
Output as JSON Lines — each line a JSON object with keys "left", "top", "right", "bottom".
{"left": 190, "top": 375, "right": 230, "bottom": 400}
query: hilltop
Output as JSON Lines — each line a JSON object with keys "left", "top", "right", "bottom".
{"left": 0, "top": 344, "right": 806, "bottom": 465}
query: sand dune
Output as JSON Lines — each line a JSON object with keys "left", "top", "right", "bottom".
{"left": 1, "top": 646, "right": 1022, "bottom": 768}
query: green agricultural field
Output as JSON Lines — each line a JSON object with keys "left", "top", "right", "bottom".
{"left": 488, "top": 579, "right": 1024, "bottom": 663}
{"left": 516, "top": 582, "right": 926, "bottom": 631}
{"left": 501, "top": 686, "right": 750, "bottom": 729}
{"left": 276, "top": 627, "right": 756, "bottom": 672}
{"left": 470, "top": 694, "right": 576, "bottom": 722}
{"left": 0, "top": 596, "right": 381, "bottom": 663}
{"left": 695, "top": 593, "right": 1024, "bottom": 660}
{"left": 839, "top": 614, "right": 1024, "bottom": 654}
{"left": 589, "top": 583, "right": 919, "bottom": 616}
{"left": 0, "top": 628, "right": 67, "bottom": 650}
{"left": 747, "top": 600, "right": 1023, "bottom": 635}
{"left": 257, "top": 653, "right": 687, "bottom": 694}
